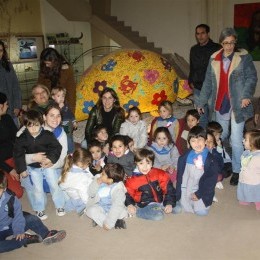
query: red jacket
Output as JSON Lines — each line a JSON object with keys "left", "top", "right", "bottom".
{"left": 125, "top": 168, "right": 176, "bottom": 208}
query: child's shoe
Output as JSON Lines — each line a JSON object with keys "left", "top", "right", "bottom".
{"left": 56, "top": 208, "right": 66, "bottom": 217}
{"left": 239, "top": 201, "right": 250, "bottom": 206}
{"left": 213, "top": 196, "right": 218, "bottom": 203}
{"left": 23, "top": 233, "right": 42, "bottom": 247}
{"left": 92, "top": 220, "right": 98, "bottom": 227}
{"left": 215, "top": 181, "right": 224, "bottom": 190}
{"left": 254, "top": 202, "right": 260, "bottom": 210}
{"left": 42, "top": 230, "right": 66, "bottom": 245}
{"left": 115, "top": 219, "right": 127, "bottom": 229}
{"left": 36, "top": 211, "right": 48, "bottom": 220}
{"left": 78, "top": 207, "right": 86, "bottom": 217}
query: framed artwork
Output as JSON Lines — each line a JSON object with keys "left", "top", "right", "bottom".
{"left": 234, "top": 3, "right": 260, "bottom": 61}
{"left": 16, "top": 35, "right": 44, "bottom": 62}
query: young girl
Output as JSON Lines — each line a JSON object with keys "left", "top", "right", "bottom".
{"left": 86, "top": 163, "right": 128, "bottom": 230}
{"left": 88, "top": 140, "right": 107, "bottom": 176}
{"left": 149, "top": 100, "right": 179, "bottom": 144}
{"left": 174, "top": 126, "right": 219, "bottom": 216}
{"left": 237, "top": 130, "right": 260, "bottom": 210}
{"left": 177, "top": 109, "right": 200, "bottom": 155}
{"left": 59, "top": 148, "right": 94, "bottom": 215}
{"left": 120, "top": 106, "right": 147, "bottom": 149}
{"left": 107, "top": 135, "right": 135, "bottom": 177}
{"left": 148, "top": 127, "right": 179, "bottom": 183}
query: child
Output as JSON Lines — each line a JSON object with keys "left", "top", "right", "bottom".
{"left": 120, "top": 106, "right": 147, "bottom": 149}
{"left": 206, "top": 131, "right": 225, "bottom": 192}
{"left": 0, "top": 171, "right": 66, "bottom": 253}
{"left": 13, "top": 110, "right": 65, "bottom": 220}
{"left": 125, "top": 148, "right": 176, "bottom": 221}
{"left": 177, "top": 109, "right": 200, "bottom": 154}
{"left": 174, "top": 126, "right": 219, "bottom": 216}
{"left": 207, "top": 121, "right": 232, "bottom": 180}
{"left": 86, "top": 163, "right": 128, "bottom": 230}
{"left": 59, "top": 148, "right": 94, "bottom": 215}
{"left": 88, "top": 140, "right": 107, "bottom": 176}
{"left": 123, "top": 135, "right": 134, "bottom": 153}
{"left": 107, "top": 135, "right": 135, "bottom": 177}
{"left": 92, "top": 125, "right": 110, "bottom": 155}
{"left": 237, "top": 130, "right": 260, "bottom": 210}
{"left": 51, "top": 87, "right": 77, "bottom": 154}
{"left": 149, "top": 100, "right": 179, "bottom": 144}
{"left": 148, "top": 127, "right": 179, "bottom": 184}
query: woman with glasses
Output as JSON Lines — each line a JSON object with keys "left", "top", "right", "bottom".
{"left": 198, "top": 27, "right": 257, "bottom": 186}
{"left": 83, "top": 88, "right": 125, "bottom": 147}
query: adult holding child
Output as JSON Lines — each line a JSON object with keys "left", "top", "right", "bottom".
{"left": 198, "top": 27, "right": 257, "bottom": 186}
{"left": 84, "top": 87, "right": 125, "bottom": 146}
{"left": 38, "top": 48, "right": 76, "bottom": 113}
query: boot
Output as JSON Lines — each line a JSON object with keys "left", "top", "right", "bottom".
{"left": 230, "top": 172, "right": 239, "bottom": 186}
{"left": 115, "top": 219, "right": 127, "bottom": 229}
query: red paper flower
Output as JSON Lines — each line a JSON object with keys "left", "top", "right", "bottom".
{"left": 151, "top": 90, "right": 167, "bottom": 105}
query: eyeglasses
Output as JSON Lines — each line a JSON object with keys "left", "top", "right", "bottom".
{"left": 222, "top": 41, "right": 236, "bottom": 46}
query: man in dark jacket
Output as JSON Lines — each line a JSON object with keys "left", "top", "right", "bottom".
{"left": 189, "top": 24, "right": 221, "bottom": 128}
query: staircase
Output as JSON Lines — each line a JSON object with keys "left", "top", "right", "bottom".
{"left": 90, "top": 14, "right": 189, "bottom": 79}
{"left": 45, "top": 0, "right": 189, "bottom": 79}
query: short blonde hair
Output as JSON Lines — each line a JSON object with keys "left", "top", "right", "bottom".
{"left": 51, "top": 87, "right": 66, "bottom": 96}
{"left": 158, "top": 100, "right": 173, "bottom": 115}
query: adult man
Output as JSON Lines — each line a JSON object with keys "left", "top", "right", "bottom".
{"left": 189, "top": 24, "right": 221, "bottom": 127}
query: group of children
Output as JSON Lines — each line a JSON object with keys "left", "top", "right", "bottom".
{"left": 2, "top": 98, "right": 260, "bottom": 253}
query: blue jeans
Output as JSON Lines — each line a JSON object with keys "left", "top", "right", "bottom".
{"left": 67, "top": 135, "right": 75, "bottom": 154}
{"left": 136, "top": 203, "right": 164, "bottom": 221}
{"left": 173, "top": 201, "right": 209, "bottom": 216}
{"left": 194, "top": 88, "right": 209, "bottom": 128}
{"left": 28, "top": 167, "right": 65, "bottom": 211}
{"left": 0, "top": 212, "right": 49, "bottom": 253}
{"left": 216, "top": 114, "right": 245, "bottom": 173}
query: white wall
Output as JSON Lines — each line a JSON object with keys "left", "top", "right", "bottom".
{"left": 111, "top": 0, "right": 260, "bottom": 96}
{"left": 40, "top": 0, "right": 92, "bottom": 68}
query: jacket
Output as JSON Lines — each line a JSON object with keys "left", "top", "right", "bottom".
{"left": 176, "top": 150, "right": 219, "bottom": 207}
{"left": 120, "top": 119, "right": 147, "bottom": 149}
{"left": 0, "top": 190, "right": 25, "bottom": 236}
{"left": 85, "top": 105, "right": 125, "bottom": 143}
{"left": 199, "top": 49, "right": 257, "bottom": 123}
{"left": 13, "top": 128, "right": 62, "bottom": 173}
{"left": 125, "top": 167, "right": 176, "bottom": 208}
{"left": 188, "top": 39, "right": 221, "bottom": 90}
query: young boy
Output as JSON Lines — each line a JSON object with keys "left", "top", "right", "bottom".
{"left": 0, "top": 171, "right": 66, "bottom": 253}
{"left": 177, "top": 109, "right": 200, "bottom": 155}
{"left": 207, "top": 121, "right": 233, "bottom": 181}
{"left": 107, "top": 135, "right": 135, "bottom": 177}
{"left": 174, "top": 126, "right": 219, "bottom": 216}
{"left": 92, "top": 125, "right": 110, "bottom": 155}
{"left": 51, "top": 87, "right": 77, "bottom": 154}
{"left": 13, "top": 110, "right": 65, "bottom": 220}
{"left": 125, "top": 149, "right": 176, "bottom": 221}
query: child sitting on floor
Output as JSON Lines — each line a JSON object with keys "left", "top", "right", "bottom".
{"left": 86, "top": 163, "right": 128, "bottom": 230}
{"left": 125, "top": 148, "right": 176, "bottom": 221}
{"left": 0, "top": 171, "right": 66, "bottom": 253}
{"left": 59, "top": 148, "right": 94, "bottom": 215}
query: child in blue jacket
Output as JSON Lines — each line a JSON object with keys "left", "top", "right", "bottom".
{"left": 0, "top": 171, "right": 66, "bottom": 253}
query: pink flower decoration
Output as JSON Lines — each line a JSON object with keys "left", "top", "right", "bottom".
{"left": 144, "top": 70, "right": 160, "bottom": 84}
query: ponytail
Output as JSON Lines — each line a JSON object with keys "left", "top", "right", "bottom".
{"left": 59, "top": 154, "right": 73, "bottom": 184}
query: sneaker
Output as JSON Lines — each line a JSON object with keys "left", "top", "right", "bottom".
{"left": 213, "top": 196, "right": 218, "bottom": 203}
{"left": 43, "top": 230, "right": 66, "bottom": 245}
{"left": 215, "top": 181, "right": 224, "bottom": 190}
{"left": 115, "top": 219, "right": 127, "bottom": 229}
{"left": 23, "top": 233, "right": 42, "bottom": 247}
{"left": 36, "top": 211, "right": 48, "bottom": 220}
{"left": 176, "top": 97, "right": 193, "bottom": 106}
{"left": 56, "top": 208, "right": 66, "bottom": 217}
{"left": 92, "top": 220, "right": 98, "bottom": 227}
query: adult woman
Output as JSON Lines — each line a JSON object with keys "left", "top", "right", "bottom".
{"left": 28, "top": 84, "right": 54, "bottom": 113}
{"left": 38, "top": 48, "right": 76, "bottom": 113}
{"left": 199, "top": 28, "right": 257, "bottom": 186}
{"left": 21, "top": 103, "right": 67, "bottom": 218}
{"left": 0, "top": 40, "right": 22, "bottom": 125}
{"left": 0, "top": 92, "right": 23, "bottom": 198}
{"left": 84, "top": 87, "right": 125, "bottom": 144}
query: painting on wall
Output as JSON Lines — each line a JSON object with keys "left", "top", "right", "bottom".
{"left": 234, "top": 3, "right": 260, "bottom": 61}
{"left": 16, "top": 36, "right": 44, "bottom": 62}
